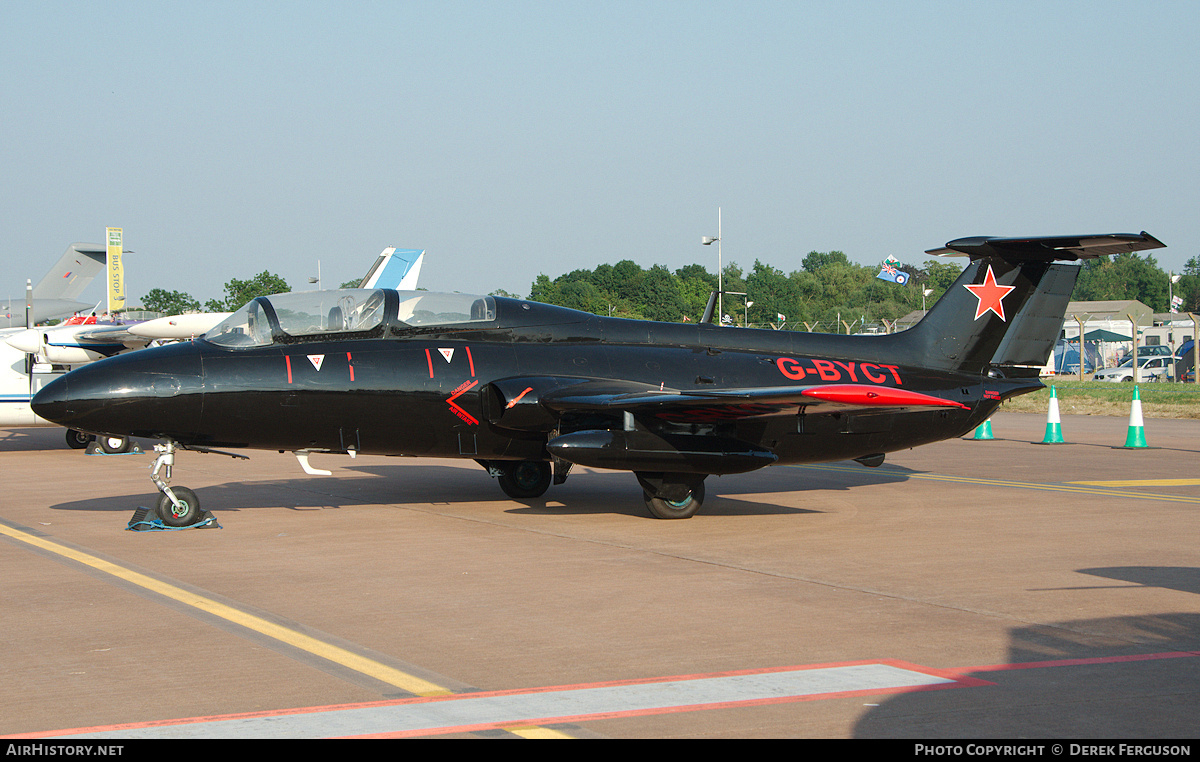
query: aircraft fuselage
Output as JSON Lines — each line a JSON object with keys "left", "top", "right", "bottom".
{"left": 31, "top": 294, "right": 1023, "bottom": 470}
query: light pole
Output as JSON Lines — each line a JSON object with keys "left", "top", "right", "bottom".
{"left": 702, "top": 208, "right": 722, "bottom": 324}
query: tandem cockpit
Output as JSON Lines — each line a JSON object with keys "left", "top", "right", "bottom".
{"left": 203, "top": 289, "right": 498, "bottom": 347}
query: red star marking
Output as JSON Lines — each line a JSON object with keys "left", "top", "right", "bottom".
{"left": 964, "top": 265, "right": 1017, "bottom": 321}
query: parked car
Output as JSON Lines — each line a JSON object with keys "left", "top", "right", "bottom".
{"left": 1094, "top": 355, "right": 1174, "bottom": 382}
{"left": 1137, "top": 345, "right": 1176, "bottom": 357}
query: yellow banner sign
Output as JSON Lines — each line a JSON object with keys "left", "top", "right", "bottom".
{"left": 106, "top": 227, "right": 124, "bottom": 313}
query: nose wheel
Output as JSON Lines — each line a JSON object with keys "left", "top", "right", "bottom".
{"left": 155, "top": 486, "right": 203, "bottom": 527}
{"left": 149, "top": 441, "right": 205, "bottom": 527}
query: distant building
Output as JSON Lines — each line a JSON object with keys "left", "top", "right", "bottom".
{"left": 896, "top": 299, "right": 1197, "bottom": 372}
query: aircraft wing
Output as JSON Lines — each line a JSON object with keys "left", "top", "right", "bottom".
{"left": 487, "top": 376, "right": 967, "bottom": 430}
{"left": 69, "top": 325, "right": 155, "bottom": 350}
{"left": 542, "top": 382, "right": 968, "bottom": 417}
{"left": 488, "top": 377, "right": 970, "bottom": 476}
{"left": 6, "top": 323, "right": 154, "bottom": 362}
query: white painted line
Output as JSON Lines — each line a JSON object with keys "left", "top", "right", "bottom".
{"left": 58, "top": 663, "right": 957, "bottom": 739}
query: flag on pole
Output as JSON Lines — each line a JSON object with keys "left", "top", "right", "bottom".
{"left": 876, "top": 255, "right": 909, "bottom": 285}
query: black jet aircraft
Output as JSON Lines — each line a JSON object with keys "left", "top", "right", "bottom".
{"left": 32, "top": 232, "right": 1164, "bottom": 523}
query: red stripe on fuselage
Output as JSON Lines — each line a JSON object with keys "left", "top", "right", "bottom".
{"left": 801, "top": 384, "right": 967, "bottom": 409}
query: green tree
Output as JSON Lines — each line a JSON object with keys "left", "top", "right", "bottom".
{"left": 801, "top": 250, "right": 850, "bottom": 272}
{"left": 675, "top": 264, "right": 718, "bottom": 321}
{"left": 205, "top": 271, "right": 291, "bottom": 312}
{"left": 610, "top": 260, "right": 645, "bottom": 304}
{"left": 1176, "top": 256, "right": 1200, "bottom": 313}
{"left": 140, "top": 288, "right": 201, "bottom": 315}
{"left": 528, "top": 274, "right": 561, "bottom": 304}
{"left": 1073, "top": 253, "right": 1168, "bottom": 311}
{"left": 746, "top": 260, "right": 801, "bottom": 326}
{"left": 524, "top": 249, "right": 934, "bottom": 330}
{"left": 637, "top": 265, "right": 685, "bottom": 323}
{"left": 558, "top": 279, "right": 611, "bottom": 315}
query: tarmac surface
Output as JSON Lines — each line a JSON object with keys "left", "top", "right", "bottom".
{"left": 1, "top": 411, "right": 1198, "bottom": 739}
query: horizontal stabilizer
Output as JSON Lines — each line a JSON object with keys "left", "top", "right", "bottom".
{"left": 926, "top": 232, "right": 1165, "bottom": 261}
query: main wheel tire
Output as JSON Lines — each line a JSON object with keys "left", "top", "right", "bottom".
{"left": 99, "top": 435, "right": 131, "bottom": 454}
{"left": 65, "top": 429, "right": 93, "bottom": 449}
{"left": 497, "top": 460, "right": 552, "bottom": 499}
{"left": 155, "top": 487, "right": 203, "bottom": 527}
{"left": 644, "top": 479, "right": 705, "bottom": 520}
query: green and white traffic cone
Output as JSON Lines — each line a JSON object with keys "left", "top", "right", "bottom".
{"left": 971, "top": 418, "right": 994, "bottom": 440}
{"left": 1041, "top": 386, "right": 1065, "bottom": 444}
{"left": 1123, "top": 386, "right": 1148, "bottom": 449}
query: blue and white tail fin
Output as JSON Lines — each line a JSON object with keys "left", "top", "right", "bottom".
{"left": 358, "top": 247, "right": 424, "bottom": 291}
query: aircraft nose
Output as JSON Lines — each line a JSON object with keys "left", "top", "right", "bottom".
{"left": 4, "top": 328, "right": 41, "bottom": 354}
{"left": 29, "top": 373, "right": 72, "bottom": 422}
{"left": 32, "top": 341, "right": 204, "bottom": 439}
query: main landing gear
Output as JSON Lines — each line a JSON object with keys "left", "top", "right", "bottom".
{"left": 478, "top": 459, "right": 554, "bottom": 499}
{"left": 481, "top": 460, "right": 709, "bottom": 519}
{"left": 65, "top": 429, "right": 93, "bottom": 449}
{"left": 636, "top": 472, "right": 708, "bottom": 519}
{"left": 65, "top": 429, "right": 133, "bottom": 453}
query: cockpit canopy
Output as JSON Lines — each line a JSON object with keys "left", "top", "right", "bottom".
{"left": 204, "top": 289, "right": 496, "bottom": 348}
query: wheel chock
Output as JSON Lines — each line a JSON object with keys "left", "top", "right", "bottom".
{"left": 127, "top": 506, "right": 220, "bottom": 531}
{"left": 85, "top": 441, "right": 145, "bottom": 455}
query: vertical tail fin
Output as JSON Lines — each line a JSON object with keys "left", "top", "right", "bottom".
{"left": 32, "top": 243, "right": 106, "bottom": 301}
{"left": 358, "top": 248, "right": 425, "bottom": 290}
{"left": 896, "top": 233, "right": 1164, "bottom": 375}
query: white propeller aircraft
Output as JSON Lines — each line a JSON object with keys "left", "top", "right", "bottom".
{"left": 2, "top": 245, "right": 425, "bottom": 449}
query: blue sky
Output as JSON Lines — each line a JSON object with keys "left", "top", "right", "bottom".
{"left": 3, "top": 1, "right": 1198, "bottom": 308}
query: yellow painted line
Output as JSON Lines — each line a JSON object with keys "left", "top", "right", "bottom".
{"left": 792, "top": 464, "right": 1200, "bottom": 504}
{"left": 1068, "top": 479, "right": 1200, "bottom": 487}
{"left": 0, "top": 522, "right": 453, "bottom": 697}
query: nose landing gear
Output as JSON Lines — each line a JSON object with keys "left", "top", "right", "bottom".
{"left": 149, "top": 441, "right": 207, "bottom": 527}
{"left": 135, "top": 440, "right": 244, "bottom": 529}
